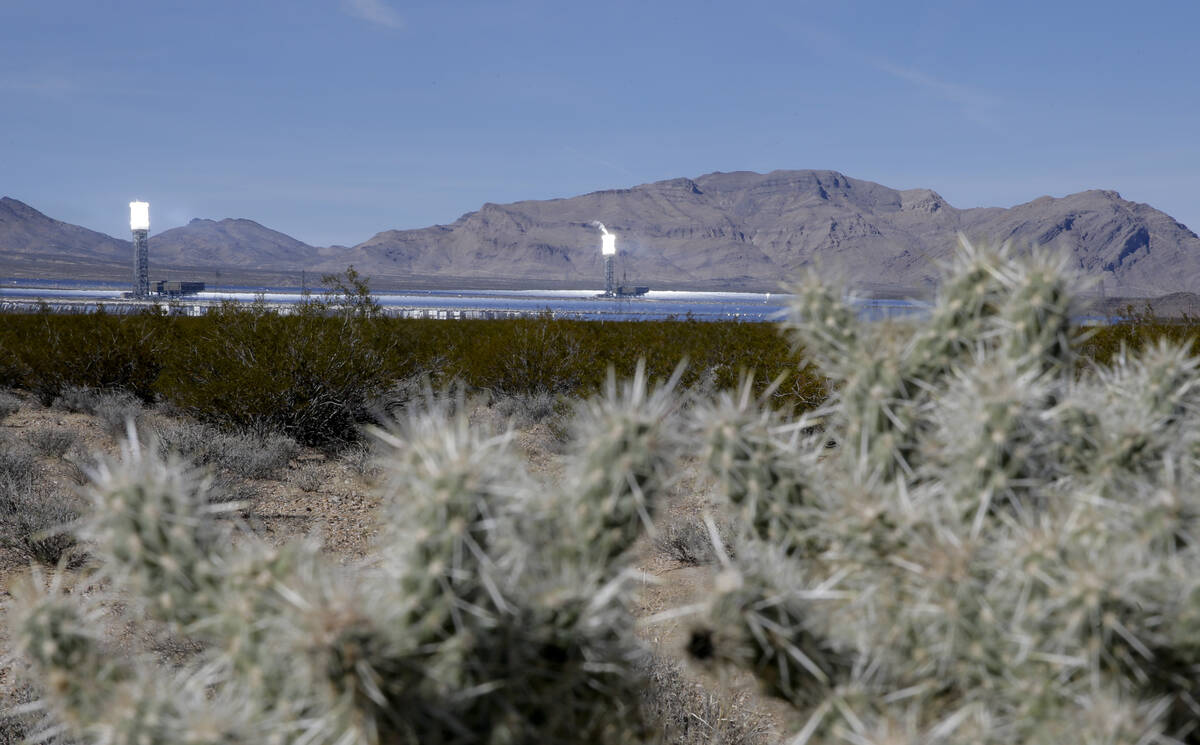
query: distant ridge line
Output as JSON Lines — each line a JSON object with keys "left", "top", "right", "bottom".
{"left": 2, "top": 169, "right": 1199, "bottom": 296}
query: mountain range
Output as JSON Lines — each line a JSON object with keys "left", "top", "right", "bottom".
{"left": 3, "top": 170, "right": 1199, "bottom": 296}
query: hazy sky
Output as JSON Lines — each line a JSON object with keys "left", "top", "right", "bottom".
{"left": 2, "top": 0, "right": 1197, "bottom": 246}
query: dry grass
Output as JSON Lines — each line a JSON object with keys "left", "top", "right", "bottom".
{"left": 0, "top": 476, "right": 82, "bottom": 566}
{"left": 28, "top": 428, "right": 78, "bottom": 459}
{"left": 640, "top": 655, "right": 771, "bottom": 745}
{"left": 289, "top": 461, "right": 326, "bottom": 493}
{"left": 154, "top": 420, "right": 299, "bottom": 481}
{"left": 0, "top": 392, "right": 20, "bottom": 423}
{"left": 653, "top": 516, "right": 735, "bottom": 567}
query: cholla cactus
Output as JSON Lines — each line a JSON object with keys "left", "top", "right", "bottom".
{"left": 688, "top": 235, "right": 1200, "bottom": 744}
{"left": 556, "top": 360, "right": 683, "bottom": 568}
{"left": 691, "top": 375, "right": 822, "bottom": 549}
{"left": 7, "top": 374, "right": 677, "bottom": 745}
{"left": 687, "top": 546, "right": 853, "bottom": 709}
{"left": 10, "top": 235, "right": 1200, "bottom": 745}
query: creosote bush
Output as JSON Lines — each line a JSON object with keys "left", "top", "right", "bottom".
{"left": 4, "top": 307, "right": 168, "bottom": 405}
{"left": 0, "top": 283, "right": 818, "bottom": 449}
{"left": 156, "top": 299, "right": 395, "bottom": 446}
{"left": 9, "top": 237, "right": 1200, "bottom": 744}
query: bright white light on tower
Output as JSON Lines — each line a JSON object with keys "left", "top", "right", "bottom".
{"left": 601, "top": 233, "right": 616, "bottom": 256}
{"left": 130, "top": 201, "right": 149, "bottom": 231}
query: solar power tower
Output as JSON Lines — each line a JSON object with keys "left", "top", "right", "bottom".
{"left": 130, "top": 201, "right": 149, "bottom": 297}
{"left": 602, "top": 232, "right": 616, "bottom": 296}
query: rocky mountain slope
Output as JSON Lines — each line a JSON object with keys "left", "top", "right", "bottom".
{"left": 0, "top": 196, "right": 131, "bottom": 277}
{"left": 3, "top": 170, "right": 1199, "bottom": 295}
{"left": 149, "top": 218, "right": 322, "bottom": 268}
{"left": 340, "top": 170, "right": 1200, "bottom": 295}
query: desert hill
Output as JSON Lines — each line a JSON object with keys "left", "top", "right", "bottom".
{"left": 3, "top": 170, "right": 1199, "bottom": 295}
{"left": 340, "top": 170, "right": 1200, "bottom": 295}
{"left": 0, "top": 196, "right": 132, "bottom": 279}
{"left": 149, "top": 218, "right": 321, "bottom": 269}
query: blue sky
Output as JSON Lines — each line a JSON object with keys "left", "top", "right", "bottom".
{"left": 2, "top": 0, "right": 1197, "bottom": 247}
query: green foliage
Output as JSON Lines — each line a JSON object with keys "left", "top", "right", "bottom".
{"left": 1079, "top": 303, "right": 1200, "bottom": 367}
{"left": 0, "top": 306, "right": 168, "bottom": 405}
{"left": 311, "top": 265, "right": 384, "bottom": 319}
{"left": 0, "top": 304, "right": 819, "bottom": 446}
{"left": 155, "top": 300, "right": 396, "bottom": 446}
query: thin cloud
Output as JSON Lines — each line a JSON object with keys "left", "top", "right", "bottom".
{"left": 786, "top": 23, "right": 1006, "bottom": 132}
{"left": 0, "top": 71, "right": 173, "bottom": 100}
{"left": 0, "top": 73, "right": 77, "bottom": 97}
{"left": 876, "top": 61, "right": 1002, "bottom": 127}
{"left": 341, "top": 0, "right": 404, "bottom": 29}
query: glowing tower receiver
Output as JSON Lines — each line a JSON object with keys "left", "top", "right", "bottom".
{"left": 594, "top": 221, "right": 616, "bottom": 296}
{"left": 130, "top": 201, "right": 150, "bottom": 297}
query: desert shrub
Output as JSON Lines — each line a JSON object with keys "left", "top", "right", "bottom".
{"left": 155, "top": 419, "right": 298, "bottom": 480}
{"left": 0, "top": 341, "right": 30, "bottom": 391}
{"left": 0, "top": 307, "right": 167, "bottom": 404}
{"left": 156, "top": 300, "right": 397, "bottom": 446}
{"left": 52, "top": 386, "right": 145, "bottom": 439}
{"left": 51, "top": 385, "right": 104, "bottom": 414}
{"left": 28, "top": 427, "right": 78, "bottom": 459}
{"left": 364, "top": 373, "right": 432, "bottom": 421}
{"left": 490, "top": 389, "right": 563, "bottom": 428}
{"left": 445, "top": 314, "right": 589, "bottom": 395}
{"left": 203, "top": 430, "right": 298, "bottom": 481}
{"left": 653, "top": 516, "right": 734, "bottom": 567}
{"left": 0, "top": 391, "right": 20, "bottom": 422}
{"left": 0, "top": 476, "right": 81, "bottom": 565}
{"left": 207, "top": 473, "right": 262, "bottom": 505}
{"left": 1079, "top": 305, "right": 1200, "bottom": 368}
{"left": 289, "top": 461, "right": 325, "bottom": 493}
{"left": 339, "top": 441, "right": 381, "bottom": 480}
{"left": 429, "top": 315, "right": 811, "bottom": 408}
{"left": 92, "top": 391, "right": 144, "bottom": 440}
{"left": 0, "top": 438, "right": 35, "bottom": 484}
{"left": 0, "top": 301, "right": 822, "bottom": 431}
